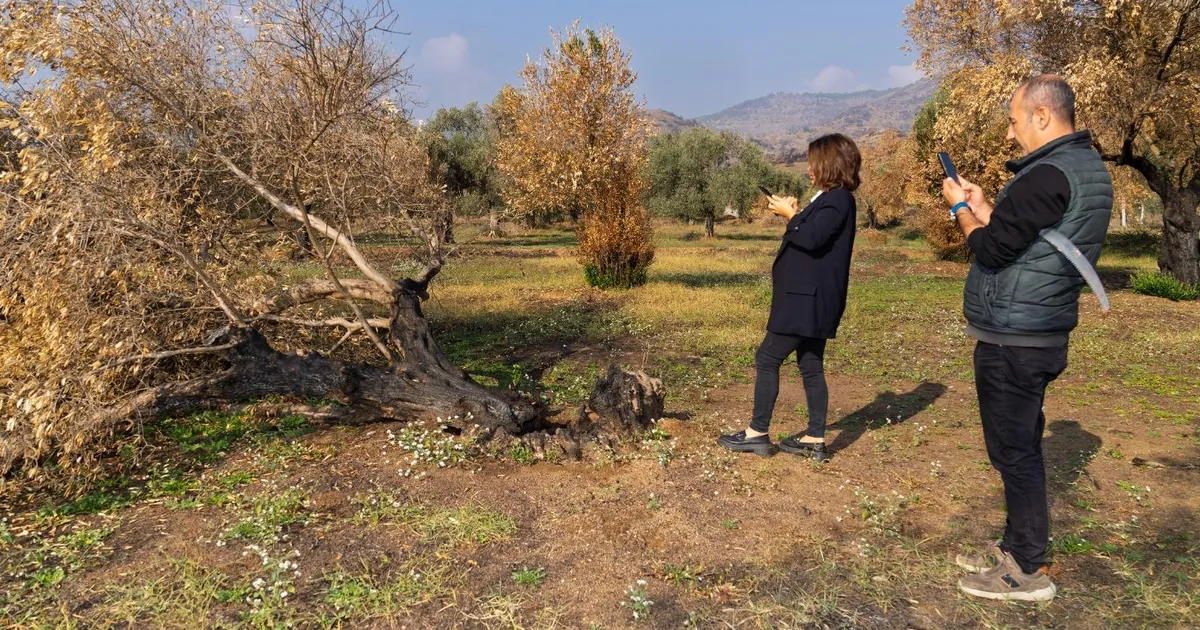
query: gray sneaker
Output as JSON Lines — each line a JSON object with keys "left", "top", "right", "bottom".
{"left": 956, "top": 542, "right": 1004, "bottom": 572}
{"left": 958, "top": 550, "right": 1056, "bottom": 602}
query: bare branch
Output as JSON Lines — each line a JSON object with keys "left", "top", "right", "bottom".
{"left": 103, "top": 62, "right": 400, "bottom": 292}
{"left": 256, "top": 314, "right": 390, "bottom": 330}
{"left": 251, "top": 278, "right": 392, "bottom": 315}
{"left": 292, "top": 167, "right": 395, "bottom": 362}
{"left": 113, "top": 226, "right": 246, "bottom": 325}
{"left": 90, "top": 341, "right": 240, "bottom": 374}
{"left": 213, "top": 150, "right": 398, "bottom": 291}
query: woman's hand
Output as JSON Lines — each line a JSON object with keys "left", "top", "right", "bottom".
{"left": 767, "top": 195, "right": 800, "bottom": 221}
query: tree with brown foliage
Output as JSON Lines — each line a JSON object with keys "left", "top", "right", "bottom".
{"left": 906, "top": 0, "right": 1200, "bottom": 283}
{"left": 857, "top": 130, "right": 920, "bottom": 229}
{"left": 494, "top": 24, "right": 655, "bottom": 288}
{"left": 0, "top": 0, "right": 572, "bottom": 483}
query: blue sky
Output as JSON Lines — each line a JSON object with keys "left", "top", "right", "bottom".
{"left": 391, "top": 0, "right": 922, "bottom": 119}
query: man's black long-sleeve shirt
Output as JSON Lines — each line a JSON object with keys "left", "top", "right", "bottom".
{"left": 966, "top": 165, "right": 1070, "bottom": 269}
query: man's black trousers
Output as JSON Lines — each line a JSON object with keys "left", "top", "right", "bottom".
{"left": 973, "top": 340, "right": 1068, "bottom": 574}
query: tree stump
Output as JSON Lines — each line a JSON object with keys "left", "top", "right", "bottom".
{"left": 577, "top": 364, "right": 665, "bottom": 435}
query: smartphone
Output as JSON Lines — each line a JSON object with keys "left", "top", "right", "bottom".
{"left": 937, "top": 152, "right": 959, "bottom": 184}
{"left": 757, "top": 185, "right": 774, "bottom": 196}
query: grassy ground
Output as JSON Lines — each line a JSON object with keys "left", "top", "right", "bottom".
{"left": 2, "top": 221, "right": 1197, "bottom": 629}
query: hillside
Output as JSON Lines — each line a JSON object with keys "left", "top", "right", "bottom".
{"left": 646, "top": 108, "right": 699, "bottom": 134}
{"left": 695, "top": 78, "right": 938, "bottom": 157}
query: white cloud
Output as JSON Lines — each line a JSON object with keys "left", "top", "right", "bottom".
{"left": 416, "top": 33, "right": 490, "bottom": 109}
{"left": 420, "top": 33, "right": 471, "bottom": 73}
{"left": 884, "top": 63, "right": 923, "bottom": 88}
{"left": 803, "top": 63, "right": 925, "bottom": 94}
{"left": 807, "top": 65, "right": 866, "bottom": 93}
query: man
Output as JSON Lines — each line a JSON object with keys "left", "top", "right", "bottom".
{"left": 941, "top": 74, "right": 1112, "bottom": 602}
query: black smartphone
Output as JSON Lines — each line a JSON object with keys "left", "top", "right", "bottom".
{"left": 937, "top": 152, "right": 960, "bottom": 184}
{"left": 757, "top": 185, "right": 774, "bottom": 196}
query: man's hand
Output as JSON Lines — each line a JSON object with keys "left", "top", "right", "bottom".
{"left": 767, "top": 195, "right": 800, "bottom": 221}
{"left": 954, "top": 205, "right": 984, "bottom": 239}
{"left": 942, "top": 177, "right": 967, "bottom": 205}
{"left": 942, "top": 176, "right": 995, "bottom": 225}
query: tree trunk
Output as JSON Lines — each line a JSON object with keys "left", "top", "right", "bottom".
{"left": 101, "top": 282, "right": 670, "bottom": 459}
{"left": 107, "top": 287, "right": 532, "bottom": 440}
{"left": 1121, "top": 200, "right": 1127, "bottom": 228}
{"left": 866, "top": 203, "right": 879, "bottom": 230}
{"left": 293, "top": 226, "right": 311, "bottom": 259}
{"left": 487, "top": 209, "right": 503, "bottom": 237}
{"left": 580, "top": 364, "right": 664, "bottom": 435}
{"left": 704, "top": 213, "right": 715, "bottom": 238}
{"left": 1158, "top": 189, "right": 1200, "bottom": 286}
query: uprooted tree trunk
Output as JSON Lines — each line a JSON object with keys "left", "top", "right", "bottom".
{"left": 107, "top": 284, "right": 666, "bottom": 456}
{"left": 490, "top": 364, "right": 666, "bottom": 461}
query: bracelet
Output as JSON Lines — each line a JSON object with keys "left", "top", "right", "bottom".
{"left": 950, "top": 201, "right": 970, "bottom": 219}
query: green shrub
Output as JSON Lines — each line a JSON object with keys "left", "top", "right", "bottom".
{"left": 1130, "top": 272, "right": 1200, "bottom": 301}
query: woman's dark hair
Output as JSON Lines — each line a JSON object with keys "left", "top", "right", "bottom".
{"left": 808, "top": 133, "right": 862, "bottom": 192}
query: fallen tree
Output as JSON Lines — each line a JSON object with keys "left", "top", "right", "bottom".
{"left": 0, "top": 0, "right": 658, "bottom": 483}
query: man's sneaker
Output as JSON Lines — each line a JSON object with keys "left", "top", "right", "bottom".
{"left": 958, "top": 550, "right": 1056, "bottom": 602}
{"left": 777, "top": 436, "right": 830, "bottom": 461}
{"left": 956, "top": 542, "right": 1004, "bottom": 572}
{"left": 717, "top": 430, "right": 776, "bottom": 456}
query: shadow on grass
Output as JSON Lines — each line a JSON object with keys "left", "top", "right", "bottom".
{"left": 654, "top": 271, "right": 765, "bottom": 288}
{"left": 714, "top": 232, "right": 780, "bottom": 243}
{"left": 431, "top": 300, "right": 625, "bottom": 384}
{"left": 1096, "top": 266, "right": 1139, "bottom": 291}
{"left": 827, "top": 382, "right": 947, "bottom": 454}
{"left": 1045, "top": 419, "right": 1103, "bottom": 495}
{"left": 476, "top": 233, "right": 578, "bottom": 248}
{"left": 1105, "top": 230, "right": 1160, "bottom": 258}
{"left": 352, "top": 232, "right": 424, "bottom": 246}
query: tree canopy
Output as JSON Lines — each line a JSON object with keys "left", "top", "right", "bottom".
{"left": 495, "top": 23, "right": 655, "bottom": 287}
{"left": 906, "top": 0, "right": 1200, "bottom": 283}
{"left": 644, "top": 128, "right": 800, "bottom": 237}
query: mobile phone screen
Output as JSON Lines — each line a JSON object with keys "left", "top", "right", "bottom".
{"left": 938, "top": 152, "right": 959, "bottom": 183}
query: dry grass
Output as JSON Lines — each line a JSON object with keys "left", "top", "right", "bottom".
{"left": 2, "top": 220, "right": 1197, "bottom": 629}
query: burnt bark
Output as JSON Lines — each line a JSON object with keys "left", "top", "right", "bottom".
{"left": 111, "top": 286, "right": 532, "bottom": 439}
{"left": 574, "top": 364, "right": 665, "bottom": 435}
{"left": 704, "top": 213, "right": 715, "bottom": 238}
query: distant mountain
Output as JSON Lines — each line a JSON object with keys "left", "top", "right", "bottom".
{"left": 646, "top": 108, "right": 699, "bottom": 134}
{"left": 693, "top": 78, "right": 939, "bottom": 158}
{"left": 698, "top": 78, "right": 937, "bottom": 137}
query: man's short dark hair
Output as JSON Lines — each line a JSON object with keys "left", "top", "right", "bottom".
{"left": 1018, "top": 74, "right": 1076, "bottom": 128}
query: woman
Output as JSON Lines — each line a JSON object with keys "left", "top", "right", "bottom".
{"left": 718, "top": 133, "right": 861, "bottom": 461}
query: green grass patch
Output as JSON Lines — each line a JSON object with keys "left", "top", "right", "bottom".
{"left": 223, "top": 489, "right": 309, "bottom": 544}
{"left": 1052, "top": 533, "right": 1095, "bottom": 555}
{"left": 1131, "top": 271, "right": 1200, "bottom": 301}
{"left": 324, "top": 563, "right": 445, "bottom": 621}
{"left": 353, "top": 493, "right": 515, "bottom": 547}
{"left": 511, "top": 566, "right": 547, "bottom": 588}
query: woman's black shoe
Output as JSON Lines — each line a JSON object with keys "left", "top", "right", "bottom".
{"left": 778, "top": 436, "right": 831, "bottom": 461}
{"left": 717, "top": 430, "right": 777, "bottom": 456}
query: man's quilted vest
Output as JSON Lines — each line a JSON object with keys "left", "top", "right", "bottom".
{"left": 963, "top": 131, "right": 1112, "bottom": 337}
